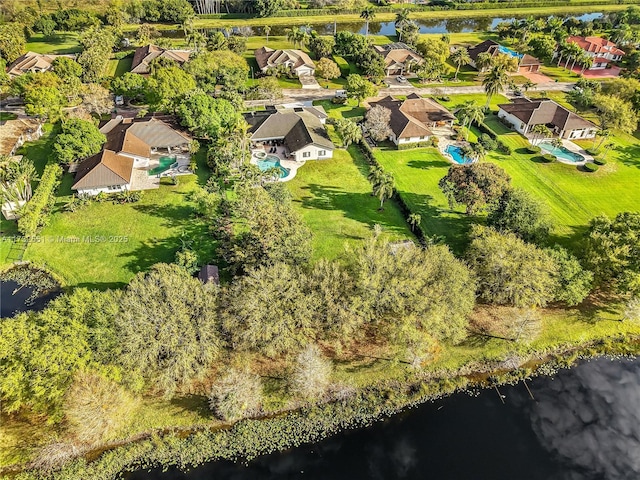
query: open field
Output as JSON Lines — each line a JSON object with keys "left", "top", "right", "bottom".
{"left": 1, "top": 140, "right": 216, "bottom": 288}
{"left": 320, "top": 93, "right": 640, "bottom": 254}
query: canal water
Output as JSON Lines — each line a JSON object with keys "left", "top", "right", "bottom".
{"left": 160, "top": 12, "right": 604, "bottom": 37}
{"left": 128, "top": 355, "right": 640, "bottom": 480}
{"left": 0, "top": 279, "right": 59, "bottom": 317}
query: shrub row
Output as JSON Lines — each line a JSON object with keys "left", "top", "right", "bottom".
{"left": 358, "top": 140, "right": 426, "bottom": 242}
{"left": 397, "top": 139, "right": 436, "bottom": 150}
{"left": 17, "top": 163, "right": 63, "bottom": 238}
{"left": 583, "top": 162, "right": 599, "bottom": 172}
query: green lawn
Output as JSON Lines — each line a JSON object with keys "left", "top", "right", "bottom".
{"left": 2, "top": 143, "right": 216, "bottom": 288}
{"left": 106, "top": 57, "right": 133, "bottom": 77}
{"left": 286, "top": 145, "right": 413, "bottom": 261}
{"left": 24, "top": 33, "right": 81, "bottom": 54}
{"left": 331, "top": 92, "right": 640, "bottom": 254}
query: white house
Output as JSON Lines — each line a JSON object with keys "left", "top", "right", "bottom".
{"left": 72, "top": 116, "right": 191, "bottom": 195}
{"left": 566, "top": 36, "right": 625, "bottom": 70}
{"left": 497, "top": 98, "right": 598, "bottom": 140}
{"left": 246, "top": 107, "right": 334, "bottom": 162}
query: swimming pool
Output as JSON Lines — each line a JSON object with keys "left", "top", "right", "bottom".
{"left": 256, "top": 155, "right": 290, "bottom": 179}
{"left": 538, "top": 141, "right": 585, "bottom": 163}
{"left": 148, "top": 156, "right": 176, "bottom": 175}
{"left": 445, "top": 145, "right": 474, "bottom": 165}
{"left": 497, "top": 45, "right": 524, "bottom": 59}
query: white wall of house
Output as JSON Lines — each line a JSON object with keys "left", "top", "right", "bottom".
{"left": 396, "top": 135, "right": 431, "bottom": 145}
{"left": 563, "top": 128, "right": 597, "bottom": 140}
{"left": 76, "top": 184, "right": 129, "bottom": 196}
{"left": 498, "top": 109, "right": 527, "bottom": 134}
{"left": 294, "top": 65, "right": 315, "bottom": 76}
{"left": 291, "top": 144, "right": 333, "bottom": 161}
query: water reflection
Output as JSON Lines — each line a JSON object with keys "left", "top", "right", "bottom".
{"left": 159, "top": 12, "right": 603, "bottom": 38}
{"left": 127, "top": 357, "right": 640, "bottom": 480}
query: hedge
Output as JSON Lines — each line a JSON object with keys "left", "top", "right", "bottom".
{"left": 397, "top": 140, "right": 435, "bottom": 150}
{"left": 527, "top": 145, "right": 542, "bottom": 154}
{"left": 17, "top": 163, "right": 63, "bottom": 238}
{"left": 541, "top": 153, "right": 557, "bottom": 163}
{"left": 358, "top": 140, "right": 426, "bottom": 242}
{"left": 583, "top": 162, "right": 599, "bottom": 172}
{"left": 474, "top": 121, "right": 511, "bottom": 155}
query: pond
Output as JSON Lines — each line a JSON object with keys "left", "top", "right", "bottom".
{"left": 159, "top": 12, "right": 604, "bottom": 38}
{"left": 0, "top": 266, "right": 61, "bottom": 318}
{"left": 127, "top": 355, "right": 640, "bottom": 480}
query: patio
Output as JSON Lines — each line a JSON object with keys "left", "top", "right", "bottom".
{"left": 129, "top": 153, "right": 193, "bottom": 191}
{"left": 250, "top": 146, "right": 305, "bottom": 182}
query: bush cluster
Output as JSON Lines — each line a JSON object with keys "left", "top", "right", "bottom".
{"left": 17, "top": 163, "right": 62, "bottom": 238}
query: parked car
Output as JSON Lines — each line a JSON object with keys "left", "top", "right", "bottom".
{"left": 397, "top": 75, "right": 407, "bottom": 83}
{"left": 335, "top": 89, "right": 347, "bottom": 99}
{"left": 115, "top": 95, "right": 124, "bottom": 106}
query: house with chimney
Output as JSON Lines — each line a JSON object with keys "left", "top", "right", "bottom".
{"left": 566, "top": 36, "right": 625, "bottom": 70}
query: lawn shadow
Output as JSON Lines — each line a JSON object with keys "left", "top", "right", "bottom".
{"left": 616, "top": 138, "right": 640, "bottom": 169}
{"left": 170, "top": 394, "right": 212, "bottom": 419}
{"left": 407, "top": 159, "right": 451, "bottom": 169}
{"left": 132, "top": 200, "right": 197, "bottom": 229}
{"left": 74, "top": 281, "right": 127, "bottom": 290}
{"left": 118, "top": 233, "right": 182, "bottom": 276}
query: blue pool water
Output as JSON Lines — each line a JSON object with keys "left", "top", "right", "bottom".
{"left": 538, "top": 141, "right": 585, "bottom": 163}
{"left": 148, "top": 156, "right": 175, "bottom": 175}
{"left": 446, "top": 145, "right": 474, "bottom": 165}
{"left": 256, "top": 155, "right": 289, "bottom": 179}
{"left": 497, "top": 44, "right": 524, "bottom": 59}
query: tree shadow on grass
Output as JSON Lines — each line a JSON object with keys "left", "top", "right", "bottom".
{"left": 407, "top": 159, "right": 451, "bottom": 169}
{"left": 132, "top": 202, "right": 198, "bottom": 229}
{"left": 118, "top": 233, "right": 182, "bottom": 277}
{"left": 170, "top": 394, "right": 212, "bottom": 419}
{"left": 615, "top": 141, "right": 640, "bottom": 169}
{"left": 74, "top": 280, "right": 127, "bottom": 291}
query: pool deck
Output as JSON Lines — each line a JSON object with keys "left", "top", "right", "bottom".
{"left": 528, "top": 136, "right": 593, "bottom": 165}
{"left": 129, "top": 154, "right": 193, "bottom": 191}
{"left": 251, "top": 147, "right": 305, "bottom": 182}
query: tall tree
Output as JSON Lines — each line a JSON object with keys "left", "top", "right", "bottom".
{"left": 439, "top": 163, "right": 511, "bottom": 214}
{"left": 482, "top": 65, "right": 509, "bottom": 108}
{"left": 450, "top": 47, "right": 471, "bottom": 81}
{"left": 364, "top": 105, "right": 392, "bottom": 142}
{"left": 345, "top": 73, "right": 377, "bottom": 106}
{"left": 334, "top": 118, "right": 362, "bottom": 147}
{"left": 360, "top": 7, "right": 375, "bottom": 37}
{"left": 487, "top": 187, "right": 552, "bottom": 244}
{"left": 117, "top": 265, "right": 223, "bottom": 397}
{"left": 372, "top": 171, "right": 395, "bottom": 210}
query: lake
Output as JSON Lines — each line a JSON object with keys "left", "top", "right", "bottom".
{"left": 127, "top": 355, "right": 640, "bottom": 480}
{"left": 160, "top": 12, "right": 604, "bottom": 37}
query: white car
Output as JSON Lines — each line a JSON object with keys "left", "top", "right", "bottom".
{"left": 397, "top": 75, "right": 407, "bottom": 83}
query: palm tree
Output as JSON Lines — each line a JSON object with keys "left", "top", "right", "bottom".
{"left": 579, "top": 53, "right": 594, "bottom": 74}
{"left": 0, "top": 157, "right": 38, "bottom": 205}
{"left": 286, "top": 26, "right": 302, "bottom": 48}
{"left": 450, "top": 47, "right": 471, "bottom": 81}
{"left": 530, "top": 124, "right": 551, "bottom": 144}
{"left": 264, "top": 25, "right": 271, "bottom": 44}
{"left": 593, "top": 129, "right": 610, "bottom": 150}
{"left": 475, "top": 51, "right": 494, "bottom": 73}
{"left": 556, "top": 41, "right": 569, "bottom": 67}
{"left": 360, "top": 7, "right": 375, "bottom": 37}
{"left": 373, "top": 172, "right": 395, "bottom": 210}
{"left": 395, "top": 8, "right": 411, "bottom": 41}
{"left": 469, "top": 142, "right": 486, "bottom": 162}
{"left": 456, "top": 101, "right": 485, "bottom": 139}
{"left": 522, "top": 79, "right": 535, "bottom": 93}
{"left": 408, "top": 213, "right": 421, "bottom": 232}
{"left": 482, "top": 65, "right": 508, "bottom": 108}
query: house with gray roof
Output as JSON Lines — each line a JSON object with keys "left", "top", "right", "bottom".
{"left": 497, "top": 98, "right": 598, "bottom": 140}
{"left": 245, "top": 107, "right": 334, "bottom": 161}
{"left": 72, "top": 116, "right": 192, "bottom": 196}
{"left": 254, "top": 47, "right": 316, "bottom": 76}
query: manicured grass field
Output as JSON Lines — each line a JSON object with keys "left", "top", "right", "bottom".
{"left": 286, "top": 145, "right": 414, "bottom": 261}
{"left": 24, "top": 33, "right": 81, "bottom": 54}
{"left": 326, "top": 93, "right": 640, "bottom": 254}
{"left": 1, "top": 142, "right": 216, "bottom": 288}
{"left": 106, "top": 57, "right": 133, "bottom": 77}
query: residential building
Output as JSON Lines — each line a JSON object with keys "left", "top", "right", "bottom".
{"left": 6, "top": 52, "right": 76, "bottom": 78}
{"left": 468, "top": 40, "right": 542, "bottom": 73}
{"left": 369, "top": 93, "right": 456, "bottom": 146}
{"left": 372, "top": 42, "right": 424, "bottom": 76}
{"left": 566, "top": 36, "right": 625, "bottom": 70}
{"left": 245, "top": 106, "right": 334, "bottom": 161}
{"left": 130, "top": 44, "right": 192, "bottom": 75}
{"left": 254, "top": 47, "right": 316, "bottom": 76}
{"left": 497, "top": 98, "right": 598, "bottom": 140}
{"left": 72, "top": 116, "right": 191, "bottom": 195}
{"left": 0, "top": 118, "right": 43, "bottom": 157}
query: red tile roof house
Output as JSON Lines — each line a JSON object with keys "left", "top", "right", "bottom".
{"left": 566, "top": 36, "right": 625, "bottom": 70}
{"left": 72, "top": 116, "right": 191, "bottom": 196}
{"left": 368, "top": 94, "right": 455, "bottom": 147}
{"left": 497, "top": 98, "right": 598, "bottom": 140}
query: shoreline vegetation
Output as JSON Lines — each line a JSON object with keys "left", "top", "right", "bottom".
{"left": 4, "top": 334, "right": 639, "bottom": 480}
{"left": 121, "top": 4, "right": 638, "bottom": 30}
